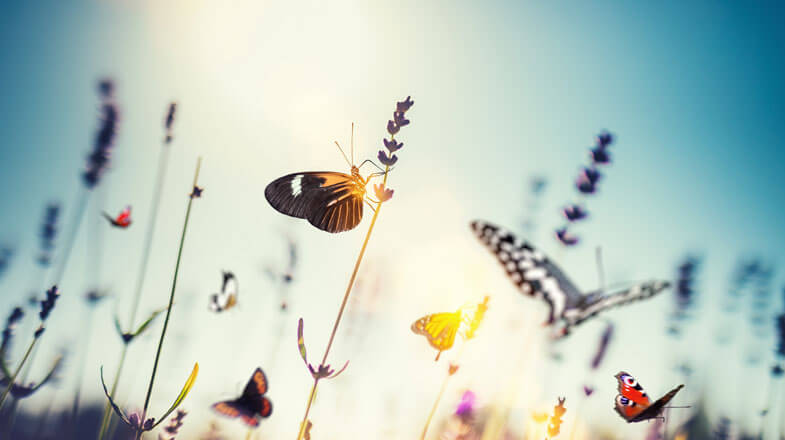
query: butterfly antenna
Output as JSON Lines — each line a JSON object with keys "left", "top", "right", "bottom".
{"left": 351, "top": 122, "right": 355, "bottom": 166}
{"left": 334, "top": 141, "right": 352, "bottom": 168}
{"left": 596, "top": 246, "right": 606, "bottom": 294}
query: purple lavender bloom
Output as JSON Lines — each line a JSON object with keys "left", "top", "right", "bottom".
{"left": 455, "top": 390, "right": 476, "bottom": 417}
{"left": 583, "top": 386, "right": 594, "bottom": 396}
{"left": 393, "top": 111, "right": 410, "bottom": 128}
{"left": 0, "top": 248, "right": 12, "bottom": 278}
{"left": 590, "top": 323, "right": 614, "bottom": 369}
{"left": 590, "top": 146, "right": 611, "bottom": 164}
{"left": 164, "top": 102, "right": 177, "bottom": 144}
{"left": 378, "top": 150, "right": 398, "bottom": 166}
{"left": 1, "top": 307, "right": 24, "bottom": 352}
{"left": 386, "top": 120, "right": 400, "bottom": 136}
{"left": 575, "top": 175, "right": 597, "bottom": 194}
{"left": 39, "top": 286, "right": 59, "bottom": 321}
{"left": 383, "top": 138, "right": 403, "bottom": 153}
{"left": 562, "top": 204, "right": 588, "bottom": 222}
{"left": 777, "top": 313, "right": 785, "bottom": 357}
{"left": 595, "top": 131, "right": 614, "bottom": 149}
{"left": 83, "top": 84, "right": 120, "bottom": 189}
{"left": 555, "top": 227, "right": 579, "bottom": 246}
{"left": 772, "top": 364, "right": 784, "bottom": 377}
{"left": 396, "top": 96, "right": 414, "bottom": 113}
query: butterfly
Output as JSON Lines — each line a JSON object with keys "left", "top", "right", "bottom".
{"left": 212, "top": 368, "right": 273, "bottom": 427}
{"left": 209, "top": 271, "right": 238, "bottom": 312}
{"left": 102, "top": 206, "right": 131, "bottom": 228}
{"left": 613, "top": 372, "right": 683, "bottom": 423}
{"left": 471, "top": 220, "right": 670, "bottom": 337}
{"left": 411, "top": 298, "right": 488, "bottom": 361}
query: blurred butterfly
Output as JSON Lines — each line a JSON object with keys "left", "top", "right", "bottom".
{"left": 212, "top": 368, "right": 273, "bottom": 427}
{"left": 265, "top": 129, "right": 385, "bottom": 233}
{"left": 471, "top": 220, "right": 670, "bottom": 337}
{"left": 613, "top": 372, "right": 683, "bottom": 423}
{"left": 102, "top": 206, "right": 131, "bottom": 228}
{"left": 264, "top": 237, "right": 298, "bottom": 285}
{"left": 209, "top": 271, "right": 238, "bottom": 312}
{"left": 411, "top": 298, "right": 488, "bottom": 361}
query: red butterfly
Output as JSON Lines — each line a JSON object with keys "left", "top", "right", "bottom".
{"left": 212, "top": 368, "right": 273, "bottom": 427}
{"left": 102, "top": 206, "right": 131, "bottom": 228}
{"left": 613, "top": 372, "right": 683, "bottom": 423}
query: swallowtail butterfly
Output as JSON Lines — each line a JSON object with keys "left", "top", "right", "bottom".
{"left": 613, "top": 372, "right": 683, "bottom": 423}
{"left": 470, "top": 220, "right": 670, "bottom": 336}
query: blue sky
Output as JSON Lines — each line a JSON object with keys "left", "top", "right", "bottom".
{"left": 0, "top": 1, "right": 783, "bottom": 438}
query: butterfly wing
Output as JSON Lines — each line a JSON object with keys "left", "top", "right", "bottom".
{"left": 470, "top": 220, "right": 584, "bottom": 324}
{"left": 265, "top": 172, "right": 364, "bottom": 233}
{"left": 242, "top": 368, "right": 273, "bottom": 418}
{"left": 613, "top": 372, "right": 652, "bottom": 422}
{"left": 208, "top": 293, "right": 225, "bottom": 312}
{"left": 212, "top": 400, "right": 260, "bottom": 427}
{"left": 411, "top": 311, "right": 461, "bottom": 354}
{"left": 563, "top": 281, "right": 671, "bottom": 328}
{"left": 633, "top": 384, "right": 684, "bottom": 422}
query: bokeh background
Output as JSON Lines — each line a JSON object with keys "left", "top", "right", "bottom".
{"left": 0, "top": 0, "right": 784, "bottom": 438}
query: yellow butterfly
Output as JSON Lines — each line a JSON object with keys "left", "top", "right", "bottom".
{"left": 411, "top": 296, "right": 489, "bottom": 361}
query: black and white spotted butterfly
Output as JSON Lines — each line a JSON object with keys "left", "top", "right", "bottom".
{"left": 209, "top": 271, "right": 239, "bottom": 312}
{"left": 470, "top": 220, "right": 670, "bottom": 337}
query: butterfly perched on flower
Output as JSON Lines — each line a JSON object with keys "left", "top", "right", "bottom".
{"left": 613, "top": 372, "right": 683, "bottom": 423}
{"left": 471, "top": 220, "right": 670, "bottom": 337}
{"left": 102, "top": 206, "right": 131, "bottom": 228}
{"left": 212, "top": 368, "right": 273, "bottom": 427}
{"left": 411, "top": 297, "right": 489, "bottom": 361}
{"left": 209, "top": 271, "right": 238, "bottom": 313}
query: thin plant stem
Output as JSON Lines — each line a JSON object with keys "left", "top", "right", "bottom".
{"left": 70, "top": 306, "right": 97, "bottom": 434}
{"left": 420, "top": 370, "right": 451, "bottom": 440}
{"left": 295, "top": 165, "right": 390, "bottom": 440}
{"left": 136, "top": 158, "right": 202, "bottom": 440}
{"left": 0, "top": 337, "right": 39, "bottom": 409}
{"left": 50, "top": 188, "right": 89, "bottom": 286}
{"left": 98, "top": 140, "right": 172, "bottom": 440}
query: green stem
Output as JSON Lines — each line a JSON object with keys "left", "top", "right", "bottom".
{"left": 98, "top": 344, "right": 128, "bottom": 439}
{"left": 99, "top": 144, "right": 171, "bottom": 440}
{"left": 420, "top": 371, "right": 451, "bottom": 440}
{"left": 295, "top": 165, "right": 390, "bottom": 440}
{"left": 0, "top": 337, "right": 39, "bottom": 409}
{"left": 50, "top": 188, "right": 89, "bottom": 286}
{"left": 136, "top": 158, "right": 202, "bottom": 440}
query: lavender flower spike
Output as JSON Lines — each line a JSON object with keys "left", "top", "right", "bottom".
{"left": 383, "top": 138, "right": 403, "bottom": 153}
{"left": 396, "top": 96, "right": 414, "bottom": 113}
{"left": 378, "top": 150, "right": 398, "bottom": 167}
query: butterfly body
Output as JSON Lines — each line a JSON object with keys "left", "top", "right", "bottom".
{"left": 411, "top": 310, "right": 463, "bottom": 361}
{"left": 209, "top": 271, "right": 238, "bottom": 313}
{"left": 103, "top": 206, "right": 131, "bottom": 228}
{"left": 265, "top": 167, "right": 367, "bottom": 233}
{"left": 471, "top": 220, "right": 670, "bottom": 336}
{"left": 212, "top": 368, "right": 273, "bottom": 427}
{"left": 613, "top": 372, "right": 683, "bottom": 423}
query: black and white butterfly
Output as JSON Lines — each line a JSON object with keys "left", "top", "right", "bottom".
{"left": 470, "top": 220, "right": 670, "bottom": 337}
{"left": 209, "top": 271, "right": 239, "bottom": 312}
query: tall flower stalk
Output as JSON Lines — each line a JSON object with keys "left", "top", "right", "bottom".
{"left": 99, "top": 101, "right": 178, "bottom": 439}
{"left": 100, "top": 157, "right": 202, "bottom": 440}
{"left": 294, "top": 96, "right": 413, "bottom": 440}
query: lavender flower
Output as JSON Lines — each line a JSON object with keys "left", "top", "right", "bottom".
{"left": 776, "top": 313, "right": 785, "bottom": 358}
{"left": 595, "top": 131, "right": 614, "bottom": 149}
{"left": 589, "top": 146, "right": 612, "bottom": 164}
{"left": 562, "top": 204, "right": 588, "bottom": 222}
{"left": 159, "top": 409, "right": 187, "bottom": 439}
{"left": 383, "top": 138, "right": 403, "bottom": 153}
{"left": 38, "top": 203, "right": 60, "bottom": 266}
{"left": 83, "top": 80, "right": 120, "bottom": 189}
{"left": 555, "top": 227, "right": 579, "bottom": 246}
{"left": 378, "top": 150, "right": 398, "bottom": 166}
{"left": 164, "top": 102, "right": 177, "bottom": 144}
{"left": 673, "top": 256, "right": 701, "bottom": 322}
{"left": 374, "top": 184, "right": 394, "bottom": 203}
{"left": 590, "top": 323, "right": 614, "bottom": 369}
{"left": 38, "top": 286, "right": 59, "bottom": 322}
{"left": 1, "top": 307, "right": 24, "bottom": 352}
{"left": 297, "top": 318, "right": 349, "bottom": 380}
{"left": 455, "top": 390, "right": 476, "bottom": 418}
{"left": 575, "top": 168, "right": 601, "bottom": 194}
{"left": 583, "top": 386, "right": 594, "bottom": 396}
{"left": 0, "top": 248, "right": 12, "bottom": 278}
{"left": 396, "top": 96, "right": 414, "bottom": 113}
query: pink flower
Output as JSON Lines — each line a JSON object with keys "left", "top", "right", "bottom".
{"left": 374, "top": 184, "right": 394, "bottom": 203}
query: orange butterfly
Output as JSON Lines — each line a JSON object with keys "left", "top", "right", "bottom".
{"left": 613, "top": 372, "right": 683, "bottom": 423}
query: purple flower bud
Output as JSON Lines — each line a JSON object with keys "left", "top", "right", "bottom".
{"left": 455, "top": 390, "right": 476, "bottom": 417}
{"left": 595, "top": 131, "right": 614, "bottom": 149}
{"left": 374, "top": 184, "right": 394, "bottom": 203}
{"left": 383, "top": 138, "right": 403, "bottom": 153}
{"left": 590, "top": 147, "right": 611, "bottom": 164}
{"left": 583, "top": 386, "right": 594, "bottom": 396}
{"left": 378, "top": 150, "right": 398, "bottom": 166}
{"left": 34, "top": 325, "right": 45, "bottom": 338}
{"left": 128, "top": 413, "right": 140, "bottom": 427}
{"left": 39, "top": 286, "right": 60, "bottom": 321}
{"left": 143, "top": 418, "right": 155, "bottom": 431}
{"left": 396, "top": 96, "right": 414, "bottom": 113}
{"left": 386, "top": 120, "right": 400, "bottom": 136}
{"left": 555, "top": 228, "right": 579, "bottom": 246}
{"left": 393, "top": 111, "right": 410, "bottom": 128}
{"left": 562, "top": 204, "right": 588, "bottom": 222}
